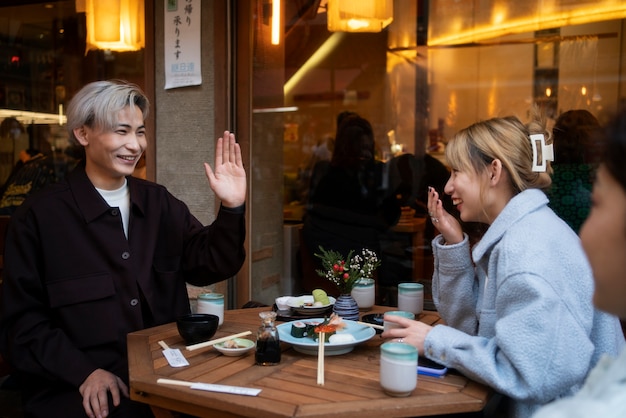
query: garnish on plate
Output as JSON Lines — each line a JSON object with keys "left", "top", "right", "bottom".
{"left": 290, "top": 314, "right": 346, "bottom": 341}
{"left": 222, "top": 339, "right": 248, "bottom": 349}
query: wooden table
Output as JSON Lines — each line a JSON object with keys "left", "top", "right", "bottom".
{"left": 128, "top": 306, "right": 492, "bottom": 418}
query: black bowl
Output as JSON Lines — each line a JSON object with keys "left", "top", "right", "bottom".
{"left": 361, "top": 313, "right": 384, "bottom": 334}
{"left": 176, "top": 313, "right": 219, "bottom": 345}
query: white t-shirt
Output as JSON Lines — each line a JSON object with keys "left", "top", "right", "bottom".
{"left": 96, "top": 179, "right": 130, "bottom": 238}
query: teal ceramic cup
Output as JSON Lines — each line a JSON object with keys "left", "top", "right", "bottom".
{"left": 380, "top": 342, "right": 418, "bottom": 397}
{"left": 397, "top": 282, "right": 424, "bottom": 314}
{"left": 197, "top": 293, "right": 225, "bottom": 326}
{"left": 383, "top": 310, "right": 415, "bottom": 331}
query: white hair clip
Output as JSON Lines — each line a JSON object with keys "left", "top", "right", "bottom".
{"left": 530, "top": 134, "right": 554, "bottom": 172}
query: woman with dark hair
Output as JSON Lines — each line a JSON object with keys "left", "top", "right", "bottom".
{"left": 548, "top": 109, "right": 603, "bottom": 232}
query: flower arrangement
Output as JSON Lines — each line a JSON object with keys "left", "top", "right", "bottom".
{"left": 314, "top": 246, "right": 381, "bottom": 295}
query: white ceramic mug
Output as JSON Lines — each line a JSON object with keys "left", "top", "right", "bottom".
{"left": 397, "top": 282, "right": 424, "bottom": 315}
{"left": 383, "top": 310, "right": 415, "bottom": 331}
{"left": 351, "top": 278, "right": 375, "bottom": 310}
{"left": 196, "top": 293, "right": 224, "bottom": 326}
{"left": 380, "top": 342, "right": 418, "bottom": 397}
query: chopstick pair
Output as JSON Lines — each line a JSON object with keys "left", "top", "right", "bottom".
{"left": 315, "top": 321, "right": 383, "bottom": 385}
{"left": 186, "top": 331, "right": 252, "bottom": 351}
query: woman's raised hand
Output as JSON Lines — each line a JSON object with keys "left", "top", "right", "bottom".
{"left": 427, "top": 186, "right": 463, "bottom": 245}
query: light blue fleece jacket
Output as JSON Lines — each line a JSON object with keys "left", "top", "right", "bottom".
{"left": 426, "top": 188, "right": 624, "bottom": 418}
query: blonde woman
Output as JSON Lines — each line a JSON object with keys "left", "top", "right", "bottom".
{"left": 383, "top": 112, "right": 624, "bottom": 418}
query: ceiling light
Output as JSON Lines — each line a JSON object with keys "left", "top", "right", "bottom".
{"left": 327, "top": 0, "right": 393, "bottom": 33}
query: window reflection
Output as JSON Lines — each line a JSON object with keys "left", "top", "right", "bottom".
{"left": 0, "top": 1, "right": 146, "bottom": 191}
{"left": 251, "top": 0, "right": 626, "bottom": 307}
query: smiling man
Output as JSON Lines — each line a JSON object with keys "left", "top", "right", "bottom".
{"left": 0, "top": 80, "right": 247, "bottom": 418}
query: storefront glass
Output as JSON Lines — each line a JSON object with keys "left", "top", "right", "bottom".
{"left": 0, "top": 1, "right": 145, "bottom": 187}
{"left": 249, "top": 0, "right": 626, "bottom": 306}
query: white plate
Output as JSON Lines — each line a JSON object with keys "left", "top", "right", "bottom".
{"left": 213, "top": 338, "right": 255, "bottom": 357}
{"left": 286, "top": 296, "right": 336, "bottom": 315}
{"left": 277, "top": 318, "right": 376, "bottom": 356}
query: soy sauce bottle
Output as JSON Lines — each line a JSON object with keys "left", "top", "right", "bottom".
{"left": 255, "top": 311, "right": 281, "bottom": 365}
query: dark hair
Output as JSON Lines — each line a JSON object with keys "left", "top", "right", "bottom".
{"left": 336, "top": 111, "right": 359, "bottom": 128}
{"left": 552, "top": 109, "right": 602, "bottom": 164}
{"left": 331, "top": 115, "right": 374, "bottom": 169}
{"left": 601, "top": 106, "right": 626, "bottom": 193}
{"left": 0, "top": 117, "right": 24, "bottom": 137}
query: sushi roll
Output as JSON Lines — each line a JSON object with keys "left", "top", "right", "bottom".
{"left": 290, "top": 321, "right": 307, "bottom": 338}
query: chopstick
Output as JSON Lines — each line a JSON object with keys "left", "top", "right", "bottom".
{"left": 185, "top": 331, "right": 252, "bottom": 351}
{"left": 317, "top": 332, "right": 325, "bottom": 385}
{"left": 356, "top": 321, "right": 384, "bottom": 331}
{"left": 158, "top": 378, "right": 193, "bottom": 387}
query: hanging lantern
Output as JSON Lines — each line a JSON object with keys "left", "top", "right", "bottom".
{"left": 77, "top": 0, "right": 145, "bottom": 52}
{"left": 327, "top": 0, "right": 393, "bottom": 33}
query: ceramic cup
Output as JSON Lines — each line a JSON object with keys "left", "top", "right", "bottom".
{"left": 397, "top": 283, "right": 424, "bottom": 315}
{"left": 380, "top": 342, "right": 418, "bottom": 397}
{"left": 351, "top": 278, "right": 375, "bottom": 310}
{"left": 383, "top": 310, "right": 415, "bottom": 331}
{"left": 196, "top": 293, "right": 224, "bottom": 326}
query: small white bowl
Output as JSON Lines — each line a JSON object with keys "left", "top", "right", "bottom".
{"left": 213, "top": 338, "right": 255, "bottom": 357}
{"left": 287, "top": 295, "right": 336, "bottom": 315}
{"left": 275, "top": 296, "right": 292, "bottom": 311}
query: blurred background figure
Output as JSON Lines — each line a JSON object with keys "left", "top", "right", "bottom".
{"left": 300, "top": 113, "right": 400, "bottom": 295}
{"left": 0, "top": 118, "right": 27, "bottom": 185}
{"left": 0, "top": 124, "right": 78, "bottom": 215}
{"left": 380, "top": 151, "right": 453, "bottom": 305}
{"left": 548, "top": 109, "right": 603, "bottom": 233}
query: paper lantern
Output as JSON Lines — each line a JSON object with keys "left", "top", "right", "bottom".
{"left": 78, "top": 0, "right": 145, "bottom": 52}
{"left": 327, "top": 0, "right": 393, "bottom": 33}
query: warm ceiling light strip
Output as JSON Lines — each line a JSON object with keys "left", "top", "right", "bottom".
{"left": 284, "top": 32, "right": 346, "bottom": 97}
{"left": 0, "top": 109, "right": 67, "bottom": 125}
{"left": 428, "top": 4, "right": 626, "bottom": 46}
{"left": 271, "top": 0, "right": 281, "bottom": 45}
{"left": 327, "top": 0, "right": 393, "bottom": 33}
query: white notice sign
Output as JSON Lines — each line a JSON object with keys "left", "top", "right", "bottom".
{"left": 164, "top": 0, "right": 202, "bottom": 89}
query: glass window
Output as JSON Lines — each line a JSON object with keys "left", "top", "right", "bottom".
{"left": 250, "top": 0, "right": 626, "bottom": 307}
{"left": 0, "top": 1, "right": 145, "bottom": 189}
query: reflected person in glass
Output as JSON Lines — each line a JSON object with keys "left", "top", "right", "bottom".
{"left": 548, "top": 109, "right": 602, "bottom": 233}
{"left": 301, "top": 113, "right": 400, "bottom": 295}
